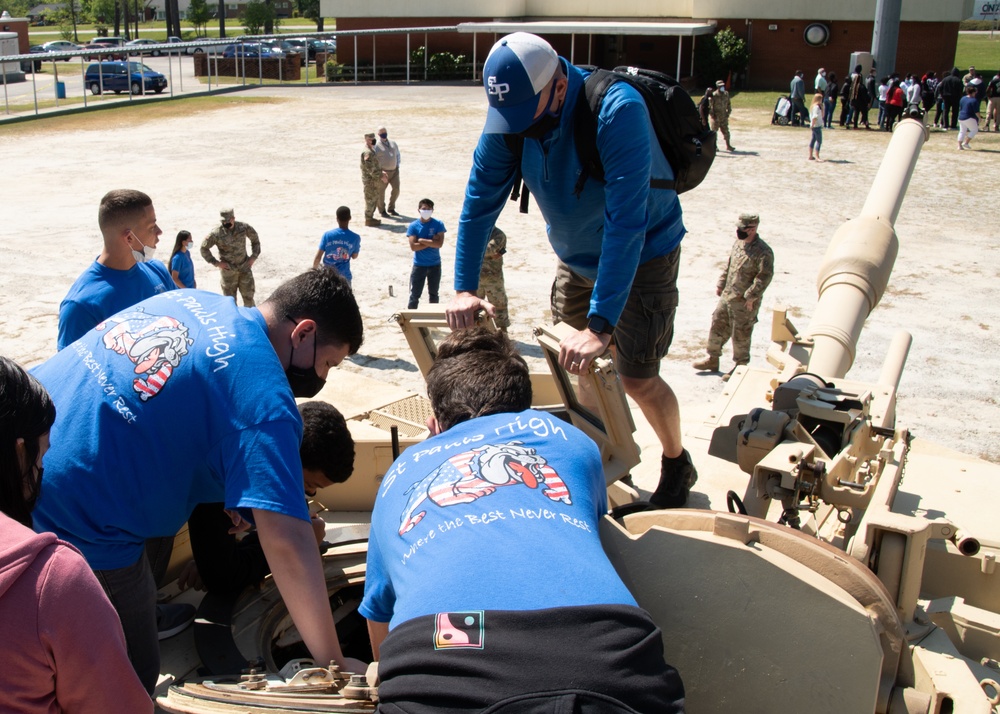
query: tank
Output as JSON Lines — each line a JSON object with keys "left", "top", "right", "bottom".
{"left": 157, "top": 118, "right": 1000, "bottom": 713}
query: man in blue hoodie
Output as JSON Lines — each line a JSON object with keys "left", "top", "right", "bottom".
{"left": 445, "top": 32, "right": 696, "bottom": 509}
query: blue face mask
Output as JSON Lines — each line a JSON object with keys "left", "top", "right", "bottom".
{"left": 517, "top": 81, "right": 561, "bottom": 140}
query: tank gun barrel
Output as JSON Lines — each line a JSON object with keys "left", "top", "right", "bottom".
{"left": 804, "top": 119, "right": 929, "bottom": 379}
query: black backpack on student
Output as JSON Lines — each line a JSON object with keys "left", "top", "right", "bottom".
{"left": 505, "top": 65, "right": 716, "bottom": 212}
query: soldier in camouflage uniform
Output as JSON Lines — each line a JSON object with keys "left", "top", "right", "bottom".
{"left": 693, "top": 213, "right": 773, "bottom": 380}
{"left": 201, "top": 208, "right": 261, "bottom": 307}
{"left": 710, "top": 79, "right": 735, "bottom": 152}
{"left": 477, "top": 226, "right": 510, "bottom": 331}
{"left": 361, "top": 132, "right": 386, "bottom": 227}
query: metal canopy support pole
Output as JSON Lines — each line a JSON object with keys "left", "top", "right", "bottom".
{"left": 406, "top": 33, "right": 410, "bottom": 84}
{"left": 676, "top": 36, "right": 682, "bottom": 80}
{"left": 570, "top": 32, "right": 575, "bottom": 65}
{"left": 258, "top": 48, "right": 262, "bottom": 86}
{"left": 31, "top": 64, "right": 38, "bottom": 115}
{"left": 372, "top": 34, "right": 375, "bottom": 82}
{"left": 241, "top": 42, "right": 247, "bottom": 87}
{"left": 691, "top": 35, "right": 696, "bottom": 79}
{"left": 472, "top": 32, "right": 476, "bottom": 80}
{"left": 424, "top": 32, "right": 427, "bottom": 80}
{"left": 305, "top": 39, "right": 310, "bottom": 85}
{"left": 587, "top": 35, "right": 592, "bottom": 65}
{"left": 53, "top": 60, "right": 59, "bottom": 107}
{"left": 871, "top": 0, "right": 902, "bottom": 78}
{"left": 167, "top": 49, "right": 174, "bottom": 96}
{"left": 80, "top": 56, "right": 87, "bottom": 107}
{"left": 178, "top": 49, "right": 183, "bottom": 92}
{"left": 354, "top": 35, "right": 358, "bottom": 84}
{"left": 2, "top": 67, "right": 8, "bottom": 115}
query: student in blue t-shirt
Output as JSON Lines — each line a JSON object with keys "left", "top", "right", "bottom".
{"left": 168, "top": 230, "right": 197, "bottom": 288}
{"left": 361, "top": 327, "right": 684, "bottom": 712}
{"left": 32, "top": 269, "right": 367, "bottom": 692}
{"left": 405, "top": 198, "right": 446, "bottom": 309}
{"left": 57, "top": 189, "right": 175, "bottom": 350}
{"left": 313, "top": 206, "right": 361, "bottom": 285}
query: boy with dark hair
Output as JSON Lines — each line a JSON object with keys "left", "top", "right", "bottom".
{"left": 181, "top": 401, "right": 356, "bottom": 598}
{"left": 405, "top": 198, "right": 445, "bottom": 309}
{"left": 314, "top": 206, "right": 361, "bottom": 286}
{"left": 361, "top": 327, "right": 685, "bottom": 713}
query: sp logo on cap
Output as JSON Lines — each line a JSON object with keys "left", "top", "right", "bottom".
{"left": 487, "top": 76, "right": 510, "bottom": 102}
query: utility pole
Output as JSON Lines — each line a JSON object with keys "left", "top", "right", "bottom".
{"left": 871, "top": 0, "right": 902, "bottom": 77}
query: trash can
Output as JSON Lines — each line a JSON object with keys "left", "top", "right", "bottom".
{"left": 55, "top": 81, "right": 66, "bottom": 99}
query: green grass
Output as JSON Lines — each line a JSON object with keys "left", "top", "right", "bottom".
{"left": 29, "top": 20, "right": 333, "bottom": 44}
{"left": 954, "top": 34, "right": 999, "bottom": 75}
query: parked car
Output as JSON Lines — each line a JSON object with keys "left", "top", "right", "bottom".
{"left": 84, "top": 61, "right": 168, "bottom": 95}
{"left": 41, "top": 40, "right": 83, "bottom": 59}
{"left": 222, "top": 43, "right": 279, "bottom": 59}
{"left": 315, "top": 38, "right": 336, "bottom": 55}
{"left": 81, "top": 42, "right": 126, "bottom": 60}
{"left": 20, "top": 45, "right": 45, "bottom": 72}
{"left": 125, "top": 38, "right": 161, "bottom": 55}
{"left": 89, "top": 36, "right": 126, "bottom": 48}
{"left": 188, "top": 37, "right": 228, "bottom": 55}
{"left": 281, "top": 38, "right": 321, "bottom": 60}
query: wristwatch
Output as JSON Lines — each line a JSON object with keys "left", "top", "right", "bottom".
{"left": 587, "top": 315, "right": 615, "bottom": 336}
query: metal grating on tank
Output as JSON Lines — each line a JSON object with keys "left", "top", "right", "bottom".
{"left": 367, "top": 395, "right": 434, "bottom": 437}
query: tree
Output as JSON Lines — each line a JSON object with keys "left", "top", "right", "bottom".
{"left": 218, "top": 0, "right": 225, "bottom": 38}
{"left": 695, "top": 26, "right": 750, "bottom": 88}
{"left": 187, "top": 0, "right": 210, "bottom": 36}
{"left": 297, "top": 0, "right": 322, "bottom": 31}
{"left": 240, "top": 0, "right": 273, "bottom": 35}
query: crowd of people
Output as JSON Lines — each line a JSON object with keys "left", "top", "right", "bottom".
{"left": 782, "top": 64, "right": 998, "bottom": 155}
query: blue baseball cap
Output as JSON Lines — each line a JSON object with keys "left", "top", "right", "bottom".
{"left": 482, "top": 33, "right": 559, "bottom": 134}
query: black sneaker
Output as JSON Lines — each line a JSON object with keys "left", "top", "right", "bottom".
{"left": 157, "top": 602, "right": 196, "bottom": 640}
{"left": 387, "top": 209, "right": 400, "bottom": 216}
{"left": 650, "top": 450, "right": 698, "bottom": 509}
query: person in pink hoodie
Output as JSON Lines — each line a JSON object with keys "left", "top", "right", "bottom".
{"left": 0, "top": 355, "right": 152, "bottom": 713}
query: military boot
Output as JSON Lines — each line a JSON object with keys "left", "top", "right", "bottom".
{"left": 650, "top": 450, "right": 698, "bottom": 509}
{"left": 365, "top": 217, "right": 382, "bottom": 227}
{"left": 692, "top": 355, "right": 720, "bottom": 371}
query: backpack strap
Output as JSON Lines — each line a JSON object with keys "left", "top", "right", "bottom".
{"left": 502, "top": 134, "right": 530, "bottom": 213}
{"left": 573, "top": 66, "right": 677, "bottom": 196}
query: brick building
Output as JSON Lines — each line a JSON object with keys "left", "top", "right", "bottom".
{"left": 319, "top": 0, "right": 972, "bottom": 89}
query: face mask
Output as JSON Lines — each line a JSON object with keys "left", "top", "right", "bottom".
{"left": 129, "top": 231, "right": 156, "bottom": 262}
{"left": 736, "top": 229, "right": 750, "bottom": 240}
{"left": 419, "top": 209, "right": 433, "bottom": 220}
{"left": 285, "top": 328, "right": 326, "bottom": 398}
{"left": 379, "top": 133, "right": 388, "bottom": 140}
{"left": 517, "top": 82, "right": 561, "bottom": 140}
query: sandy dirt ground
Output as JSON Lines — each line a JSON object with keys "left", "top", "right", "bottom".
{"left": 1, "top": 83, "right": 998, "bottom": 507}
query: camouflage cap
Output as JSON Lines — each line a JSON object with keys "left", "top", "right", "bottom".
{"left": 220, "top": 208, "right": 235, "bottom": 220}
{"left": 715, "top": 80, "right": 725, "bottom": 87}
{"left": 737, "top": 213, "right": 760, "bottom": 229}
{"left": 364, "top": 132, "right": 375, "bottom": 139}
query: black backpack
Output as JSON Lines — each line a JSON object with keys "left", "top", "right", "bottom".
{"left": 505, "top": 65, "right": 717, "bottom": 212}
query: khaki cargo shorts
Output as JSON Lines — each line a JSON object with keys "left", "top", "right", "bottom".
{"left": 550, "top": 247, "right": 680, "bottom": 379}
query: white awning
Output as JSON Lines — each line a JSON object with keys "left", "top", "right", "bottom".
{"left": 456, "top": 20, "right": 717, "bottom": 36}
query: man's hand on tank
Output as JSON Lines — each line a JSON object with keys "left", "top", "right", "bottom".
{"left": 560, "top": 329, "right": 612, "bottom": 374}
{"left": 446, "top": 293, "right": 495, "bottom": 329}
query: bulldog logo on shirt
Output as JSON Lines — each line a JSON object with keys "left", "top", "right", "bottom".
{"left": 97, "top": 308, "right": 193, "bottom": 401}
{"left": 398, "top": 441, "right": 571, "bottom": 535}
